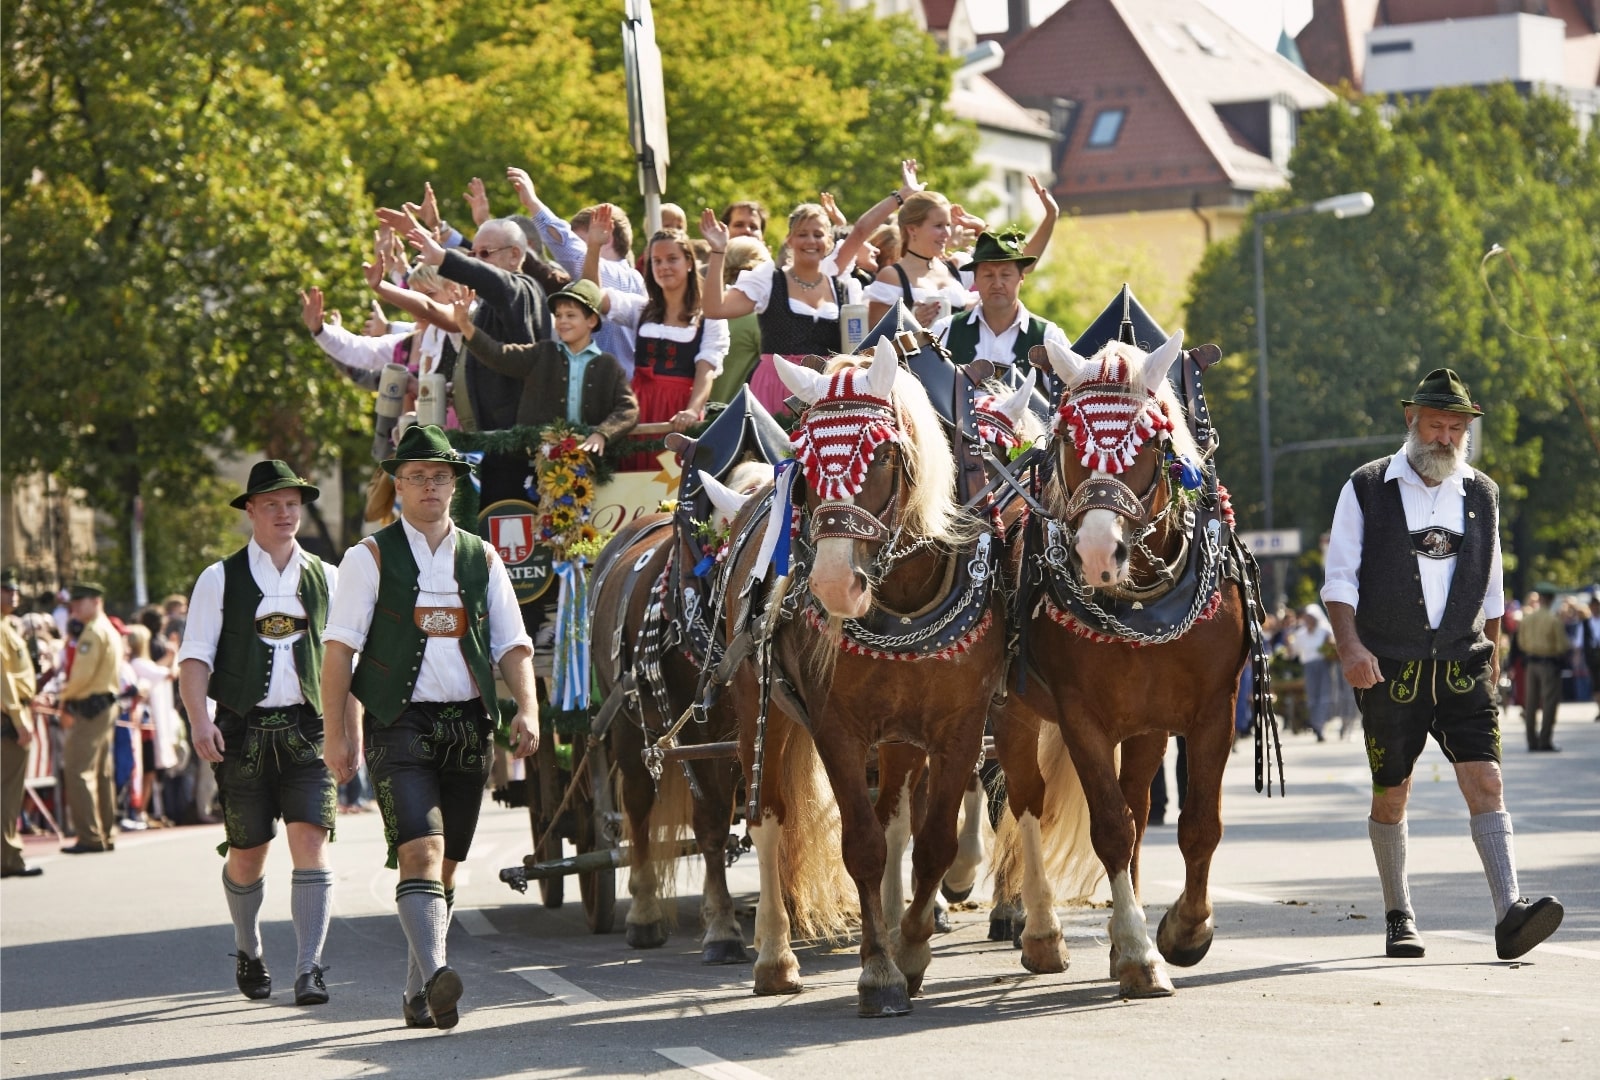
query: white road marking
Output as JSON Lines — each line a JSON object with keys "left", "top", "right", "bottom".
{"left": 656, "top": 1047, "right": 775, "bottom": 1080}
{"left": 453, "top": 907, "right": 497, "bottom": 936}
{"left": 1431, "top": 930, "right": 1600, "bottom": 960}
{"left": 512, "top": 966, "right": 603, "bottom": 1005}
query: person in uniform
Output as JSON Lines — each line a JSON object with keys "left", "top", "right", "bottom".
{"left": 1513, "top": 582, "right": 1568, "bottom": 751}
{"left": 928, "top": 228, "right": 1070, "bottom": 394}
{"left": 1322, "top": 368, "right": 1563, "bottom": 961}
{"left": 58, "top": 582, "right": 121, "bottom": 855}
{"left": 2, "top": 567, "right": 42, "bottom": 877}
{"left": 321, "top": 424, "right": 540, "bottom": 1031}
{"left": 177, "top": 461, "right": 340, "bottom": 1006}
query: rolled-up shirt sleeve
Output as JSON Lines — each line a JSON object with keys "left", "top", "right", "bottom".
{"left": 175, "top": 562, "right": 226, "bottom": 669}
{"left": 1320, "top": 480, "right": 1364, "bottom": 611}
{"left": 697, "top": 317, "right": 730, "bottom": 373}
{"left": 323, "top": 543, "right": 381, "bottom": 653}
{"left": 485, "top": 550, "right": 534, "bottom": 663}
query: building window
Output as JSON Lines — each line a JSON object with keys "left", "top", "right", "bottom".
{"left": 1086, "top": 109, "right": 1125, "bottom": 148}
{"left": 1370, "top": 40, "right": 1413, "bottom": 55}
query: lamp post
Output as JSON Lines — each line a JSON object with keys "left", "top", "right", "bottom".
{"left": 1252, "top": 191, "right": 1374, "bottom": 532}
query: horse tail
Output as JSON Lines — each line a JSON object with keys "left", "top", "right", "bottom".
{"left": 774, "top": 718, "right": 859, "bottom": 942}
{"left": 620, "top": 757, "right": 693, "bottom": 929}
{"left": 991, "top": 723, "right": 1103, "bottom": 904}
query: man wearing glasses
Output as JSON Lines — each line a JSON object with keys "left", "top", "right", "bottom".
{"left": 380, "top": 209, "right": 550, "bottom": 433}
{"left": 322, "top": 424, "right": 540, "bottom": 1031}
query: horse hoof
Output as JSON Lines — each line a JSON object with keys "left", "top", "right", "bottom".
{"left": 1156, "top": 910, "right": 1214, "bottom": 968}
{"left": 941, "top": 881, "right": 973, "bottom": 903}
{"left": 1020, "top": 935, "right": 1069, "bottom": 975}
{"left": 906, "top": 972, "right": 924, "bottom": 997}
{"left": 933, "top": 908, "right": 953, "bottom": 935}
{"left": 625, "top": 920, "right": 670, "bottom": 950}
{"left": 989, "top": 916, "right": 1020, "bottom": 943}
{"left": 753, "top": 967, "right": 803, "bottom": 996}
{"left": 702, "top": 938, "right": 753, "bottom": 965}
{"left": 1117, "top": 961, "right": 1176, "bottom": 998}
{"left": 857, "top": 984, "right": 912, "bottom": 1017}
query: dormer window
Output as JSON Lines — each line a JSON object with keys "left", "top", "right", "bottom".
{"left": 1086, "top": 108, "right": 1126, "bottom": 148}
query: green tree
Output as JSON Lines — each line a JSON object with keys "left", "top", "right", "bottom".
{"left": 2, "top": 0, "right": 375, "bottom": 601}
{"left": 1186, "top": 87, "right": 1600, "bottom": 594}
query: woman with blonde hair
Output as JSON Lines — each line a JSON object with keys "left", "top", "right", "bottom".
{"left": 701, "top": 160, "right": 924, "bottom": 415}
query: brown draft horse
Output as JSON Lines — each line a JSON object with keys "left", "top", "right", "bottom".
{"left": 993, "top": 329, "right": 1252, "bottom": 997}
{"left": 720, "top": 342, "right": 1006, "bottom": 1016}
{"left": 587, "top": 462, "right": 770, "bottom": 963}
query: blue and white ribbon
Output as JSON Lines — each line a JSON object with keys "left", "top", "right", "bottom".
{"left": 752, "top": 458, "right": 799, "bottom": 581}
{"left": 460, "top": 450, "right": 485, "bottom": 494}
{"left": 550, "top": 558, "right": 590, "bottom": 711}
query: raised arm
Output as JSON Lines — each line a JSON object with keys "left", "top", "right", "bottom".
{"left": 831, "top": 158, "right": 925, "bottom": 274}
{"left": 698, "top": 210, "right": 757, "bottom": 320}
{"left": 1021, "top": 175, "right": 1058, "bottom": 263}
{"left": 451, "top": 291, "right": 542, "bottom": 378}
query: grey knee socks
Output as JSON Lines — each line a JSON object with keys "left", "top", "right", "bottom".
{"left": 404, "top": 885, "right": 455, "bottom": 998}
{"left": 291, "top": 868, "right": 334, "bottom": 975}
{"left": 396, "top": 879, "right": 449, "bottom": 987}
{"left": 223, "top": 870, "right": 266, "bottom": 957}
{"left": 1470, "top": 810, "right": 1519, "bottom": 923}
{"left": 1368, "top": 817, "right": 1413, "bottom": 917}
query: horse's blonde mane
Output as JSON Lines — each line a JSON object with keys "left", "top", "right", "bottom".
{"left": 822, "top": 353, "right": 979, "bottom": 548}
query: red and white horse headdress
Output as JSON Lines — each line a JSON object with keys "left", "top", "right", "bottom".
{"left": 1045, "top": 331, "right": 1184, "bottom": 475}
{"left": 775, "top": 343, "right": 901, "bottom": 502}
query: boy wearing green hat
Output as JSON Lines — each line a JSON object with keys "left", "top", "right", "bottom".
{"left": 321, "top": 425, "right": 541, "bottom": 1030}
{"left": 1322, "top": 369, "right": 1563, "bottom": 962}
{"left": 448, "top": 280, "right": 638, "bottom": 455}
{"left": 178, "top": 460, "right": 340, "bottom": 1005}
{"left": 929, "top": 229, "right": 1071, "bottom": 393}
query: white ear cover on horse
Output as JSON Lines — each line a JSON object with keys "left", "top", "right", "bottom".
{"left": 701, "top": 472, "right": 754, "bottom": 527}
{"left": 1045, "top": 339, "right": 1093, "bottom": 387}
{"left": 995, "top": 368, "right": 1036, "bottom": 425}
{"left": 1143, "top": 329, "right": 1185, "bottom": 395}
{"left": 867, "top": 338, "right": 899, "bottom": 401}
{"left": 772, "top": 353, "right": 828, "bottom": 405}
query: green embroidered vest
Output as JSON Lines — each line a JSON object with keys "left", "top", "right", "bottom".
{"left": 207, "top": 547, "right": 328, "bottom": 717}
{"left": 350, "top": 521, "right": 495, "bottom": 727}
{"left": 944, "top": 309, "right": 1049, "bottom": 374}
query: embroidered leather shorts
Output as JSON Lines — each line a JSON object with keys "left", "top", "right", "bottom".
{"left": 364, "top": 700, "right": 492, "bottom": 865}
{"left": 214, "top": 704, "right": 337, "bottom": 851}
{"left": 1356, "top": 655, "right": 1501, "bottom": 788}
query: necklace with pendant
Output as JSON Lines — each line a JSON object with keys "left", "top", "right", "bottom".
{"left": 791, "top": 270, "right": 823, "bottom": 289}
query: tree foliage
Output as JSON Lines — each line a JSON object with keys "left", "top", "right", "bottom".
{"left": 1185, "top": 87, "right": 1600, "bottom": 594}
{"left": 2, "top": 0, "right": 979, "bottom": 603}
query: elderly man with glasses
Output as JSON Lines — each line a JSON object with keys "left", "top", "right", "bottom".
{"left": 378, "top": 208, "right": 550, "bottom": 433}
{"left": 322, "top": 424, "right": 539, "bottom": 1031}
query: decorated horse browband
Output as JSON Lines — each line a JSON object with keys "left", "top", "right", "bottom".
{"left": 1052, "top": 354, "right": 1176, "bottom": 476}
{"left": 789, "top": 369, "right": 900, "bottom": 503}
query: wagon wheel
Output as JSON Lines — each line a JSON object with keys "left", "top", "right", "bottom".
{"left": 576, "top": 739, "right": 617, "bottom": 933}
{"left": 525, "top": 737, "right": 565, "bottom": 909}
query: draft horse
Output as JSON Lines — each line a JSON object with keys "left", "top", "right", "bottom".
{"left": 719, "top": 341, "right": 1007, "bottom": 1016}
{"left": 995, "top": 328, "right": 1268, "bottom": 996}
{"left": 587, "top": 390, "right": 782, "bottom": 962}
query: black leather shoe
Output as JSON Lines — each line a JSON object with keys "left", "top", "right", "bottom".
{"left": 403, "top": 992, "right": 436, "bottom": 1029}
{"left": 60, "top": 843, "right": 111, "bottom": 854}
{"left": 1385, "top": 910, "right": 1425, "bottom": 958}
{"left": 1, "top": 866, "right": 43, "bottom": 877}
{"left": 424, "top": 966, "right": 463, "bottom": 1030}
{"left": 1495, "top": 896, "right": 1563, "bottom": 960}
{"left": 294, "top": 966, "right": 329, "bottom": 1005}
{"left": 233, "top": 952, "right": 271, "bottom": 1000}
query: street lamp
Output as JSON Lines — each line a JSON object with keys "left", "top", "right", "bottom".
{"left": 1252, "top": 190, "right": 1374, "bottom": 532}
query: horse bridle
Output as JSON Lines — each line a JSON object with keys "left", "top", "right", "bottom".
{"left": 801, "top": 401, "right": 905, "bottom": 549}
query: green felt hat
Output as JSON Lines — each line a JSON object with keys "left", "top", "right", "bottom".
{"left": 68, "top": 581, "right": 105, "bottom": 601}
{"left": 382, "top": 424, "right": 473, "bottom": 477}
{"left": 968, "top": 229, "right": 1036, "bottom": 269}
{"left": 231, "top": 460, "right": 321, "bottom": 510}
{"left": 1402, "top": 368, "right": 1482, "bottom": 416}
{"left": 548, "top": 278, "right": 604, "bottom": 316}
{"left": 1, "top": 567, "right": 18, "bottom": 591}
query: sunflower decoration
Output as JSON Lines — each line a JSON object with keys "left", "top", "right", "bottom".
{"left": 534, "top": 421, "right": 602, "bottom": 558}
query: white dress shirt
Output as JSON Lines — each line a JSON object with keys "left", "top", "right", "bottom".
{"left": 1322, "top": 449, "right": 1504, "bottom": 630}
{"left": 324, "top": 517, "right": 532, "bottom": 703}
{"left": 930, "top": 302, "right": 1071, "bottom": 370}
{"left": 177, "top": 540, "right": 338, "bottom": 709}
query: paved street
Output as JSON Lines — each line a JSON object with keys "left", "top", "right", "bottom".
{"left": 3, "top": 702, "right": 1597, "bottom": 1079}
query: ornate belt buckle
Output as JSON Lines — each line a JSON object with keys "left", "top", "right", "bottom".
{"left": 257, "top": 613, "right": 297, "bottom": 640}
{"left": 419, "top": 608, "right": 461, "bottom": 636}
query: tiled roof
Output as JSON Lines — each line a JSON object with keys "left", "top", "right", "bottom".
{"left": 950, "top": 72, "right": 1055, "bottom": 138}
{"left": 992, "top": 0, "right": 1334, "bottom": 207}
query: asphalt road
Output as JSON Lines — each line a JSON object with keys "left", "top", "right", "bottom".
{"left": 3, "top": 702, "right": 1597, "bottom": 1080}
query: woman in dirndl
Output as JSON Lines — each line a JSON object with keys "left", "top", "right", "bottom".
{"left": 586, "top": 209, "right": 728, "bottom": 470}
